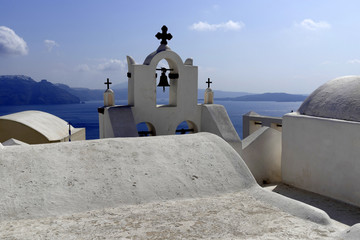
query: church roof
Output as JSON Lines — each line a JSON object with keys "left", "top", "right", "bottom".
{"left": 298, "top": 76, "right": 360, "bottom": 122}
{"left": 0, "top": 110, "right": 75, "bottom": 141}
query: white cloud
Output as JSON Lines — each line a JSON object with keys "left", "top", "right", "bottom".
{"left": 44, "top": 39, "right": 59, "bottom": 52}
{"left": 348, "top": 59, "right": 360, "bottom": 64}
{"left": 298, "top": 19, "right": 331, "bottom": 31}
{"left": 190, "top": 20, "right": 245, "bottom": 31}
{"left": 0, "top": 26, "right": 28, "bottom": 56}
{"left": 97, "top": 59, "right": 125, "bottom": 71}
{"left": 75, "top": 59, "right": 126, "bottom": 74}
{"left": 75, "top": 64, "right": 90, "bottom": 72}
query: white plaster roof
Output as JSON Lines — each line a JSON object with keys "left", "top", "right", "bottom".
{"left": 0, "top": 132, "right": 347, "bottom": 238}
{"left": 298, "top": 76, "right": 360, "bottom": 122}
{"left": 0, "top": 133, "right": 255, "bottom": 220}
{"left": 0, "top": 110, "right": 76, "bottom": 141}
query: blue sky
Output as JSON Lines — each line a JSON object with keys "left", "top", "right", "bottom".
{"left": 1, "top": 0, "right": 360, "bottom": 94}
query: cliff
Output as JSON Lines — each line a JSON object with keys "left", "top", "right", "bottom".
{"left": 0, "top": 75, "right": 80, "bottom": 105}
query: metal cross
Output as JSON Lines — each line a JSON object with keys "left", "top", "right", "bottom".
{"left": 156, "top": 25, "right": 173, "bottom": 45}
{"left": 104, "top": 78, "right": 112, "bottom": 89}
{"left": 206, "top": 78, "right": 212, "bottom": 88}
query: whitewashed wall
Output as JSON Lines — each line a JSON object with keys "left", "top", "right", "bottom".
{"left": 240, "top": 127, "right": 282, "bottom": 184}
{"left": 282, "top": 112, "right": 360, "bottom": 207}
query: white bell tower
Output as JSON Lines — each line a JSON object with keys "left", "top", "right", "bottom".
{"left": 98, "top": 25, "right": 240, "bottom": 145}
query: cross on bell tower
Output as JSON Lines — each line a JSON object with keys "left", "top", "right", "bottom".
{"left": 156, "top": 25, "right": 173, "bottom": 45}
{"left": 104, "top": 78, "right": 112, "bottom": 90}
{"left": 103, "top": 78, "right": 114, "bottom": 107}
{"left": 204, "top": 78, "right": 214, "bottom": 104}
{"left": 206, "top": 78, "right": 212, "bottom": 88}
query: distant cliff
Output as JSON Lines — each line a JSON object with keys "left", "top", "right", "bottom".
{"left": 0, "top": 75, "right": 80, "bottom": 105}
{"left": 55, "top": 83, "right": 104, "bottom": 101}
{"left": 216, "top": 92, "right": 307, "bottom": 102}
{"left": 0, "top": 75, "right": 307, "bottom": 105}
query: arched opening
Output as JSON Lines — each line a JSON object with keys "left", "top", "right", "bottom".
{"left": 136, "top": 122, "right": 156, "bottom": 137}
{"left": 156, "top": 59, "right": 170, "bottom": 106}
{"left": 175, "top": 120, "right": 198, "bottom": 135}
{"left": 155, "top": 58, "right": 179, "bottom": 107}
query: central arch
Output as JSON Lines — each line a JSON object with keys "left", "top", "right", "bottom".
{"left": 175, "top": 120, "right": 198, "bottom": 135}
{"left": 136, "top": 122, "right": 156, "bottom": 137}
{"left": 155, "top": 57, "right": 179, "bottom": 107}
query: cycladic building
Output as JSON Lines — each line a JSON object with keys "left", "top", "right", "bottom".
{"left": 282, "top": 75, "right": 360, "bottom": 207}
{"left": 98, "top": 26, "right": 240, "bottom": 145}
{"left": 0, "top": 110, "right": 85, "bottom": 144}
{"left": 2, "top": 26, "right": 360, "bottom": 239}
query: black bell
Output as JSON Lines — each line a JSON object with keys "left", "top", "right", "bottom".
{"left": 157, "top": 69, "right": 170, "bottom": 92}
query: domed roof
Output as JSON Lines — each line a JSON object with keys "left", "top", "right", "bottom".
{"left": 0, "top": 110, "right": 75, "bottom": 141}
{"left": 298, "top": 76, "right": 360, "bottom": 122}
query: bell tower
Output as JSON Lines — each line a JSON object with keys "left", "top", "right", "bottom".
{"left": 124, "top": 25, "right": 200, "bottom": 135}
{"left": 99, "top": 25, "right": 240, "bottom": 146}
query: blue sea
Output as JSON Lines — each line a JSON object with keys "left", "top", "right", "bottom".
{"left": 0, "top": 100, "right": 302, "bottom": 139}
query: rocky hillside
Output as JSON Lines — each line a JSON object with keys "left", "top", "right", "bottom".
{"left": 0, "top": 75, "right": 80, "bottom": 105}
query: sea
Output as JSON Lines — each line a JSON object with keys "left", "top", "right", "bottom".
{"left": 0, "top": 100, "right": 302, "bottom": 140}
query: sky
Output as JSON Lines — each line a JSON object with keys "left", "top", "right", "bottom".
{"left": 1, "top": 0, "right": 360, "bottom": 94}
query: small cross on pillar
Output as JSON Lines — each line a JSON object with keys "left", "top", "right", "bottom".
{"left": 206, "top": 78, "right": 212, "bottom": 88}
{"left": 155, "top": 25, "right": 173, "bottom": 45}
{"left": 204, "top": 78, "right": 214, "bottom": 104}
{"left": 104, "top": 78, "right": 112, "bottom": 90}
